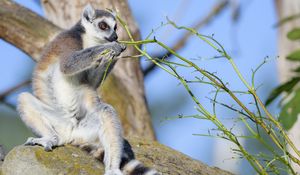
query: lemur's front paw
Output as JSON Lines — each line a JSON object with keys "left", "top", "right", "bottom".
{"left": 110, "top": 42, "right": 126, "bottom": 57}
{"left": 24, "top": 137, "right": 56, "bottom": 151}
{"left": 104, "top": 169, "right": 123, "bottom": 175}
{"left": 119, "top": 43, "right": 126, "bottom": 52}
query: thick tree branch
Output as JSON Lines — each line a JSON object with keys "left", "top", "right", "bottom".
{"left": 143, "top": 0, "right": 229, "bottom": 76}
{"left": 0, "top": 0, "right": 60, "bottom": 61}
{"left": 1, "top": 138, "right": 233, "bottom": 175}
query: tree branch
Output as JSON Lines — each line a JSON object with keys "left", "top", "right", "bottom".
{"left": 0, "top": 0, "right": 60, "bottom": 61}
{"left": 1, "top": 138, "right": 233, "bottom": 175}
{"left": 0, "top": 80, "right": 31, "bottom": 101}
{"left": 143, "top": 0, "right": 229, "bottom": 76}
{"left": 0, "top": 80, "right": 31, "bottom": 110}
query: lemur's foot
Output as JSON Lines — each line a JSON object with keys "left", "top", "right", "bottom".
{"left": 104, "top": 169, "right": 123, "bottom": 175}
{"left": 24, "top": 137, "right": 57, "bottom": 151}
{"left": 90, "top": 147, "right": 105, "bottom": 160}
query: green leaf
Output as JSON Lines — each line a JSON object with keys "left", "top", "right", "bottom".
{"left": 279, "top": 89, "right": 300, "bottom": 130}
{"left": 287, "top": 50, "right": 300, "bottom": 61}
{"left": 293, "top": 66, "right": 300, "bottom": 72}
{"left": 287, "top": 28, "right": 300, "bottom": 40}
{"left": 274, "top": 14, "right": 300, "bottom": 27}
{"left": 265, "top": 77, "right": 300, "bottom": 106}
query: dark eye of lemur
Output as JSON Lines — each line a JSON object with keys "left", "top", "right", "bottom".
{"left": 98, "top": 21, "right": 109, "bottom": 31}
{"left": 114, "top": 25, "right": 117, "bottom": 31}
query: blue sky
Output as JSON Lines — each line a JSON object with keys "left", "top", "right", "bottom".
{"left": 0, "top": 0, "right": 278, "bottom": 174}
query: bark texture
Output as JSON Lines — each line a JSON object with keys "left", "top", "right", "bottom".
{"left": 1, "top": 138, "right": 233, "bottom": 175}
{"left": 276, "top": 0, "right": 300, "bottom": 172}
{"left": 0, "top": 0, "right": 155, "bottom": 140}
{"left": 0, "top": 0, "right": 60, "bottom": 60}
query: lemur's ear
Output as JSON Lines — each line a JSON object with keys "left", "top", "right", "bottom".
{"left": 82, "top": 3, "right": 95, "bottom": 22}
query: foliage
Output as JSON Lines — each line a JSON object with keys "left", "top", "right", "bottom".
{"left": 117, "top": 15, "right": 300, "bottom": 174}
{"left": 266, "top": 21, "right": 300, "bottom": 130}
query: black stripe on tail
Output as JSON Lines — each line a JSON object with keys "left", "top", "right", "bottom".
{"left": 121, "top": 139, "right": 160, "bottom": 175}
{"left": 122, "top": 159, "right": 159, "bottom": 175}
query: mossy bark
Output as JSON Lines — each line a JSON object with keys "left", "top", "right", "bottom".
{"left": 1, "top": 138, "right": 233, "bottom": 175}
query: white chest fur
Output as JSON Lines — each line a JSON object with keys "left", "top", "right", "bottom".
{"left": 51, "top": 65, "right": 80, "bottom": 116}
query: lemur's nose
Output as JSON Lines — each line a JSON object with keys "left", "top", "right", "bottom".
{"left": 108, "top": 32, "right": 118, "bottom": 42}
{"left": 112, "top": 33, "right": 118, "bottom": 41}
{"left": 113, "top": 35, "right": 118, "bottom": 41}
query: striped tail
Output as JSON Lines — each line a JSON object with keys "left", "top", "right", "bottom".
{"left": 82, "top": 139, "right": 161, "bottom": 175}
{"left": 120, "top": 140, "right": 160, "bottom": 175}
{"left": 121, "top": 159, "right": 160, "bottom": 175}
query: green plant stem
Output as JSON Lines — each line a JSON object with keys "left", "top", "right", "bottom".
{"left": 121, "top": 38, "right": 289, "bottom": 158}
{"left": 118, "top": 16, "right": 267, "bottom": 174}
{"left": 118, "top": 15, "right": 300, "bottom": 173}
{"left": 164, "top": 20, "right": 300, "bottom": 166}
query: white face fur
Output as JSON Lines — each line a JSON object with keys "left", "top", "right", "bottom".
{"left": 81, "top": 4, "right": 118, "bottom": 47}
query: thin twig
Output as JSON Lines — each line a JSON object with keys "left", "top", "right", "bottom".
{"left": 0, "top": 80, "right": 31, "bottom": 110}
{"left": 143, "top": 0, "right": 229, "bottom": 76}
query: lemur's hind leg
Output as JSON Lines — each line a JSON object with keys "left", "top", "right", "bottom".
{"left": 17, "top": 92, "right": 71, "bottom": 151}
{"left": 77, "top": 96, "right": 123, "bottom": 175}
{"left": 96, "top": 103, "right": 124, "bottom": 175}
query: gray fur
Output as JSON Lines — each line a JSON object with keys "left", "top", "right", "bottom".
{"left": 82, "top": 4, "right": 115, "bottom": 23}
{"left": 60, "top": 42, "right": 125, "bottom": 76}
{"left": 82, "top": 4, "right": 96, "bottom": 22}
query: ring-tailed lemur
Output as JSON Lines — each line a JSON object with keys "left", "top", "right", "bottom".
{"left": 17, "top": 4, "right": 159, "bottom": 175}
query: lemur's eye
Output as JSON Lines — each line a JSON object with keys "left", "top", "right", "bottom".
{"left": 114, "top": 25, "right": 117, "bottom": 31}
{"left": 98, "top": 22, "right": 109, "bottom": 30}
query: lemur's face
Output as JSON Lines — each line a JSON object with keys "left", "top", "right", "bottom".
{"left": 82, "top": 4, "right": 118, "bottom": 43}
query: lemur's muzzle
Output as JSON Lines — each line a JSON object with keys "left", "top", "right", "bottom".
{"left": 106, "top": 32, "right": 118, "bottom": 42}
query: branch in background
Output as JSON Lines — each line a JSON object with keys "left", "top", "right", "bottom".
{"left": 143, "top": 0, "right": 229, "bottom": 76}
{"left": 0, "top": 0, "right": 60, "bottom": 61}
{"left": 230, "top": 0, "right": 241, "bottom": 22}
{"left": 0, "top": 80, "right": 31, "bottom": 110}
{"left": 0, "top": 80, "right": 31, "bottom": 101}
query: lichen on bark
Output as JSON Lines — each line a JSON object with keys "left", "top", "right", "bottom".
{"left": 1, "top": 138, "right": 233, "bottom": 175}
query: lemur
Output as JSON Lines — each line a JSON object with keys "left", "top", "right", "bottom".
{"left": 17, "top": 4, "right": 159, "bottom": 175}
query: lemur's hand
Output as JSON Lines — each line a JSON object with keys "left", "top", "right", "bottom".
{"left": 109, "top": 42, "right": 126, "bottom": 57}
{"left": 93, "top": 42, "right": 126, "bottom": 66}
